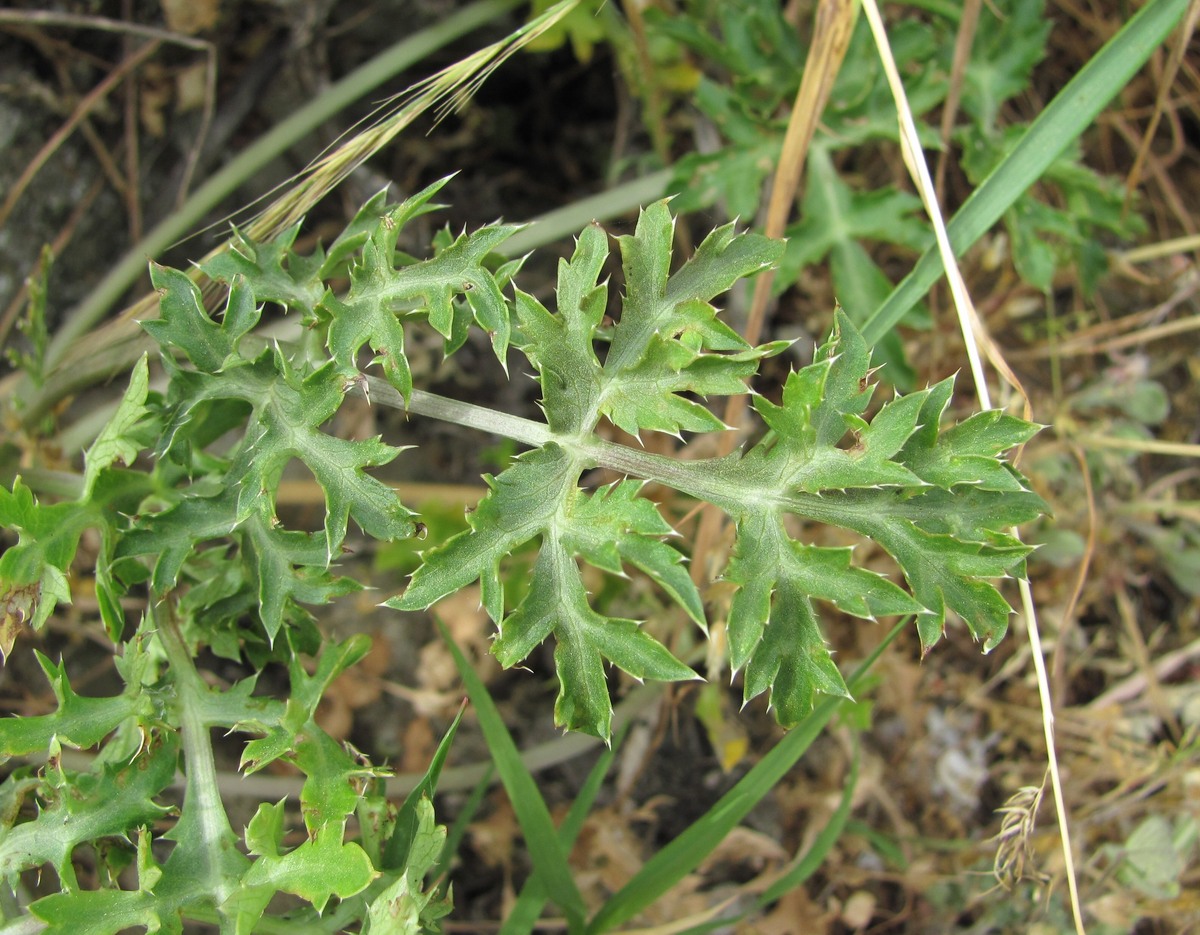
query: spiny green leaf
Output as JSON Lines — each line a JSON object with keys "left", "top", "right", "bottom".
{"left": 594, "top": 200, "right": 783, "bottom": 436}
{"left": 898, "top": 378, "right": 1042, "bottom": 492}
{"left": 144, "top": 266, "right": 261, "bottom": 373}
{"left": 0, "top": 733, "right": 177, "bottom": 882}
{"left": 245, "top": 799, "right": 289, "bottom": 858}
{"left": 723, "top": 510, "right": 919, "bottom": 723}
{"left": 390, "top": 446, "right": 574, "bottom": 619}
{"left": 0, "top": 478, "right": 90, "bottom": 641}
{"left": 329, "top": 177, "right": 519, "bottom": 397}
{"left": 240, "top": 635, "right": 372, "bottom": 774}
{"left": 294, "top": 727, "right": 384, "bottom": 835}
{"left": 865, "top": 521, "right": 1029, "bottom": 653}
{"left": 712, "top": 311, "right": 1042, "bottom": 714}
{"left": 238, "top": 825, "right": 378, "bottom": 914}
{"left": 562, "top": 479, "right": 704, "bottom": 628}
{"left": 116, "top": 487, "right": 360, "bottom": 644}
{"left": 0, "top": 652, "right": 143, "bottom": 756}
{"left": 31, "top": 889, "right": 161, "bottom": 935}
{"left": 135, "top": 311, "right": 415, "bottom": 568}
{"left": 390, "top": 446, "right": 699, "bottom": 739}
{"left": 497, "top": 540, "right": 697, "bottom": 737}
{"left": 202, "top": 222, "right": 326, "bottom": 319}
{"left": 83, "top": 355, "right": 150, "bottom": 498}
{"left": 513, "top": 222, "right": 607, "bottom": 433}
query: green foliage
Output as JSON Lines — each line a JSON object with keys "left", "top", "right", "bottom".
{"left": 0, "top": 184, "right": 1044, "bottom": 926}
{"left": 657, "top": 0, "right": 1143, "bottom": 366}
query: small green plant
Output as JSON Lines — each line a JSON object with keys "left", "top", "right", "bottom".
{"left": 655, "top": 0, "right": 1144, "bottom": 382}
{"left": 1, "top": 0, "right": 1187, "bottom": 928}
{"left": 2, "top": 174, "right": 1044, "bottom": 928}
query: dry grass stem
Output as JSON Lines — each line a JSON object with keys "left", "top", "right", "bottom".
{"left": 692, "top": 0, "right": 856, "bottom": 590}
{"left": 860, "top": 1, "right": 1082, "bottom": 931}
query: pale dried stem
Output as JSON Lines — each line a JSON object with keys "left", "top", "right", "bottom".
{"left": 691, "top": 0, "right": 856, "bottom": 594}
{"left": 860, "top": 1, "right": 1083, "bottom": 931}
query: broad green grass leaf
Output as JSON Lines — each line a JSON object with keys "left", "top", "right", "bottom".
{"left": 382, "top": 704, "right": 464, "bottom": 871}
{"left": 501, "top": 731, "right": 618, "bottom": 935}
{"left": 680, "top": 745, "right": 861, "bottom": 935}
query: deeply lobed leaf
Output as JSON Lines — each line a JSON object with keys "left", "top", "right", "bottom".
{"left": 715, "top": 311, "right": 1045, "bottom": 722}
{"left": 389, "top": 445, "right": 701, "bottom": 738}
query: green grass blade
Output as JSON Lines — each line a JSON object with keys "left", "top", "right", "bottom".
{"left": 382, "top": 701, "right": 466, "bottom": 870}
{"left": 862, "top": 0, "right": 1189, "bottom": 346}
{"left": 500, "top": 731, "right": 621, "bottom": 935}
{"left": 759, "top": 739, "right": 858, "bottom": 902}
{"left": 585, "top": 620, "right": 906, "bottom": 934}
{"left": 439, "top": 621, "right": 588, "bottom": 932}
{"left": 678, "top": 742, "right": 860, "bottom": 935}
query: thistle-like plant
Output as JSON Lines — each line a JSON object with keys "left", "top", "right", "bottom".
{"left": 0, "top": 178, "right": 1045, "bottom": 929}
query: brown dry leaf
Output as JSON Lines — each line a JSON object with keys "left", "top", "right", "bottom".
{"left": 1, "top": 583, "right": 37, "bottom": 663}
{"left": 697, "top": 827, "right": 788, "bottom": 877}
{"left": 756, "top": 884, "right": 830, "bottom": 934}
{"left": 174, "top": 61, "right": 209, "bottom": 113}
{"left": 470, "top": 792, "right": 520, "bottom": 871}
{"left": 138, "top": 63, "right": 173, "bottom": 137}
{"left": 571, "top": 805, "right": 646, "bottom": 901}
{"left": 159, "top": 0, "right": 220, "bottom": 35}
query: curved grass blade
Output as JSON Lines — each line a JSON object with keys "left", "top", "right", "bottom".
{"left": 678, "top": 741, "right": 860, "bottom": 935}
{"left": 438, "top": 620, "right": 588, "bottom": 932}
{"left": 500, "top": 730, "right": 621, "bottom": 935}
{"left": 382, "top": 700, "right": 466, "bottom": 871}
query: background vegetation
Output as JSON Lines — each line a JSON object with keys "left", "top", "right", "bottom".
{"left": 1, "top": 0, "right": 1197, "bottom": 931}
